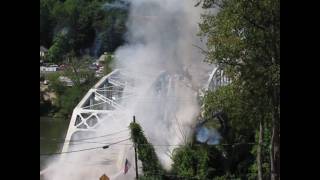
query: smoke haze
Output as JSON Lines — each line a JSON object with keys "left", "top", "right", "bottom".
{"left": 42, "top": 0, "right": 216, "bottom": 179}
{"left": 113, "top": 0, "right": 213, "bottom": 169}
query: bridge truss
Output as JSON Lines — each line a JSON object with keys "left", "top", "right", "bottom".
{"left": 61, "top": 69, "right": 133, "bottom": 153}
{"left": 61, "top": 66, "right": 229, "bottom": 153}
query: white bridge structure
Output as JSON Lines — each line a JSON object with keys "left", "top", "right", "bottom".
{"left": 61, "top": 69, "right": 133, "bottom": 153}
{"left": 62, "top": 67, "right": 229, "bottom": 153}
{"left": 206, "top": 66, "right": 230, "bottom": 92}
{"left": 40, "top": 66, "right": 230, "bottom": 179}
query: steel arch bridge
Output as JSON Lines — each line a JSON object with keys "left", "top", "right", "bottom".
{"left": 61, "top": 69, "right": 134, "bottom": 153}
{"left": 61, "top": 67, "right": 229, "bottom": 153}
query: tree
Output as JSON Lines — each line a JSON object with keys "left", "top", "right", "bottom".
{"left": 172, "top": 145, "right": 209, "bottom": 179}
{"left": 202, "top": 84, "right": 257, "bottom": 178}
{"left": 104, "top": 54, "right": 113, "bottom": 75}
{"left": 56, "top": 86, "right": 83, "bottom": 118}
{"left": 47, "top": 33, "right": 70, "bottom": 63}
{"left": 40, "top": 0, "right": 128, "bottom": 56}
{"left": 198, "top": 0, "right": 279, "bottom": 179}
{"left": 40, "top": 0, "right": 54, "bottom": 47}
{"left": 47, "top": 72, "right": 65, "bottom": 96}
{"left": 64, "top": 51, "right": 95, "bottom": 87}
{"left": 129, "top": 120, "right": 163, "bottom": 179}
{"left": 98, "top": 9, "right": 127, "bottom": 54}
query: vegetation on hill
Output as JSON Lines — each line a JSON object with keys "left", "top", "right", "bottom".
{"left": 198, "top": 0, "right": 279, "bottom": 179}
{"left": 40, "top": 0, "right": 128, "bottom": 118}
{"left": 40, "top": 0, "right": 128, "bottom": 62}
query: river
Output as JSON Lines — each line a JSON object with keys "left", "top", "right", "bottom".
{"left": 40, "top": 116, "right": 69, "bottom": 171}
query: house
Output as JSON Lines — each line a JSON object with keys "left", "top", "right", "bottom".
{"left": 40, "top": 66, "right": 58, "bottom": 72}
{"left": 98, "top": 52, "right": 108, "bottom": 63}
{"left": 96, "top": 52, "right": 113, "bottom": 65}
{"left": 40, "top": 46, "right": 48, "bottom": 58}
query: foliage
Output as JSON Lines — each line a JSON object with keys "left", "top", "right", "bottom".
{"left": 171, "top": 145, "right": 209, "bottom": 179}
{"left": 199, "top": 85, "right": 256, "bottom": 178}
{"left": 47, "top": 72, "right": 65, "bottom": 95}
{"left": 248, "top": 124, "right": 271, "bottom": 180}
{"left": 104, "top": 54, "right": 113, "bottom": 75}
{"left": 40, "top": 0, "right": 128, "bottom": 57}
{"left": 45, "top": 54, "right": 98, "bottom": 118}
{"left": 197, "top": 0, "right": 279, "bottom": 179}
{"left": 129, "top": 121, "right": 163, "bottom": 178}
{"left": 40, "top": 0, "right": 54, "bottom": 47}
{"left": 40, "top": 0, "right": 122, "bottom": 120}
{"left": 203, "top": 84, "right": 256, "bottom": 142}
{"left": 46, "top": 33, "right": 70, "bottom": 63}
{"left": 55, "top": 86, "right": 83, "bottom": 118}
{"left": 63, "top": 51, "right": 92, "bottom": 86}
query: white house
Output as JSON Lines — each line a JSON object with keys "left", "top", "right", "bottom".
{"left": 40, "top": 46, "right": 48, "bottom": 58}
{"left": 96, "top": 52, "right": 114, "bottom": 65}
{"left": 40, "top": 66, "right": 58, "bottom": 72}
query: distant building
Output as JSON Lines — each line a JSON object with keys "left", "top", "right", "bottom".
{"left": 96, "top": 52, "right": 114, "bottom": 65}
{"left": 40, "top": 66, "right": 58, "bottom": 72}
{"left": 40, "top": 46, "right": 48, "bottom": 58}
{"left": 98, "top": 52, "right": 108, "bottom": 63}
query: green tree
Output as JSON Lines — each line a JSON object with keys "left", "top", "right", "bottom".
{"left": 47, "top": 33, "right": 70, "bottom": 63}
{"left": 104, "top": 54, "right": 113, "bottom": 75}
{"left": 64, "top": 51, "right": 95, "bottom": 87}
{"left": 198, "top": 0, "right": 279, "bottom": 179}
{"left": 47, "top": 72, "right": 65, "bottom": 96}
{"left": 40, "top": 0, "right": 128, "bottom": 56}
{"left": 202, "top": 84, "right": 257, "bottom": 178}
{"left": 129, "top": 120, "right": 163, "bottom": 179}
{"left": 40, "top": 0, "right": 54, "bottom": 47}
{"left": 56, "top": 86, "right": 83, "bottom": 118}
{"left": 172, "top": 145, "right": 209, "bottom": 179}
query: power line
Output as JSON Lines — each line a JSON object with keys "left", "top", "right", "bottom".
{"left": 40, "top": 128, "right": 129, "bottom": 142}
{"left": 40, "top": 134, "right": 130, "bottom": 145}
{"left": 40, "top": 138, "right": 131, "bottom": 156}
{"left": 99, "top": 142, "right": 257, "bottom": 147}
{"left": 40, "top": 146, "right": 103, "bottom": 156}
{"left": 41, "top": 137, "right": 256, "bottom": 153}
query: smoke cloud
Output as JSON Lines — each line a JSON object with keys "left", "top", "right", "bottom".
{"left": 41, "top": 0, "right": 216, "bottom": 179}
{"left": 196, "top": 126, "right": 222, "bottom": 145}
{"left": 113, "top": 0, "right": 213, "bottom": 170}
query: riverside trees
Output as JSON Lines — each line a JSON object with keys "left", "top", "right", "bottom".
{"left": 40, "top": 0, "right": 128, "bottom": 61}
{"left": 198, "top": 0, "right": 280, "bottom": 179}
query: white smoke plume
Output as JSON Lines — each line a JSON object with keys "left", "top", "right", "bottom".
{"left": 41, "top": 0, "right": 216, "bottom": 179}
{"left": 113, "top": 0, "right": 213, "bottom": 170}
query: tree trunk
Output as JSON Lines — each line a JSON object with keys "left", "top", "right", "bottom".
{"left": 270, "top": 117, "right": 280, "bottom": 180}
{"left": 271, "top": 88, "right": 280, "bottom": 180}
{"left": 257, "top": 120, "right": 263, "bottom": 180}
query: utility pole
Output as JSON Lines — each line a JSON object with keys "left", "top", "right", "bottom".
{"left": 133, "top": 116, "right": 139, "bottom": 179}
